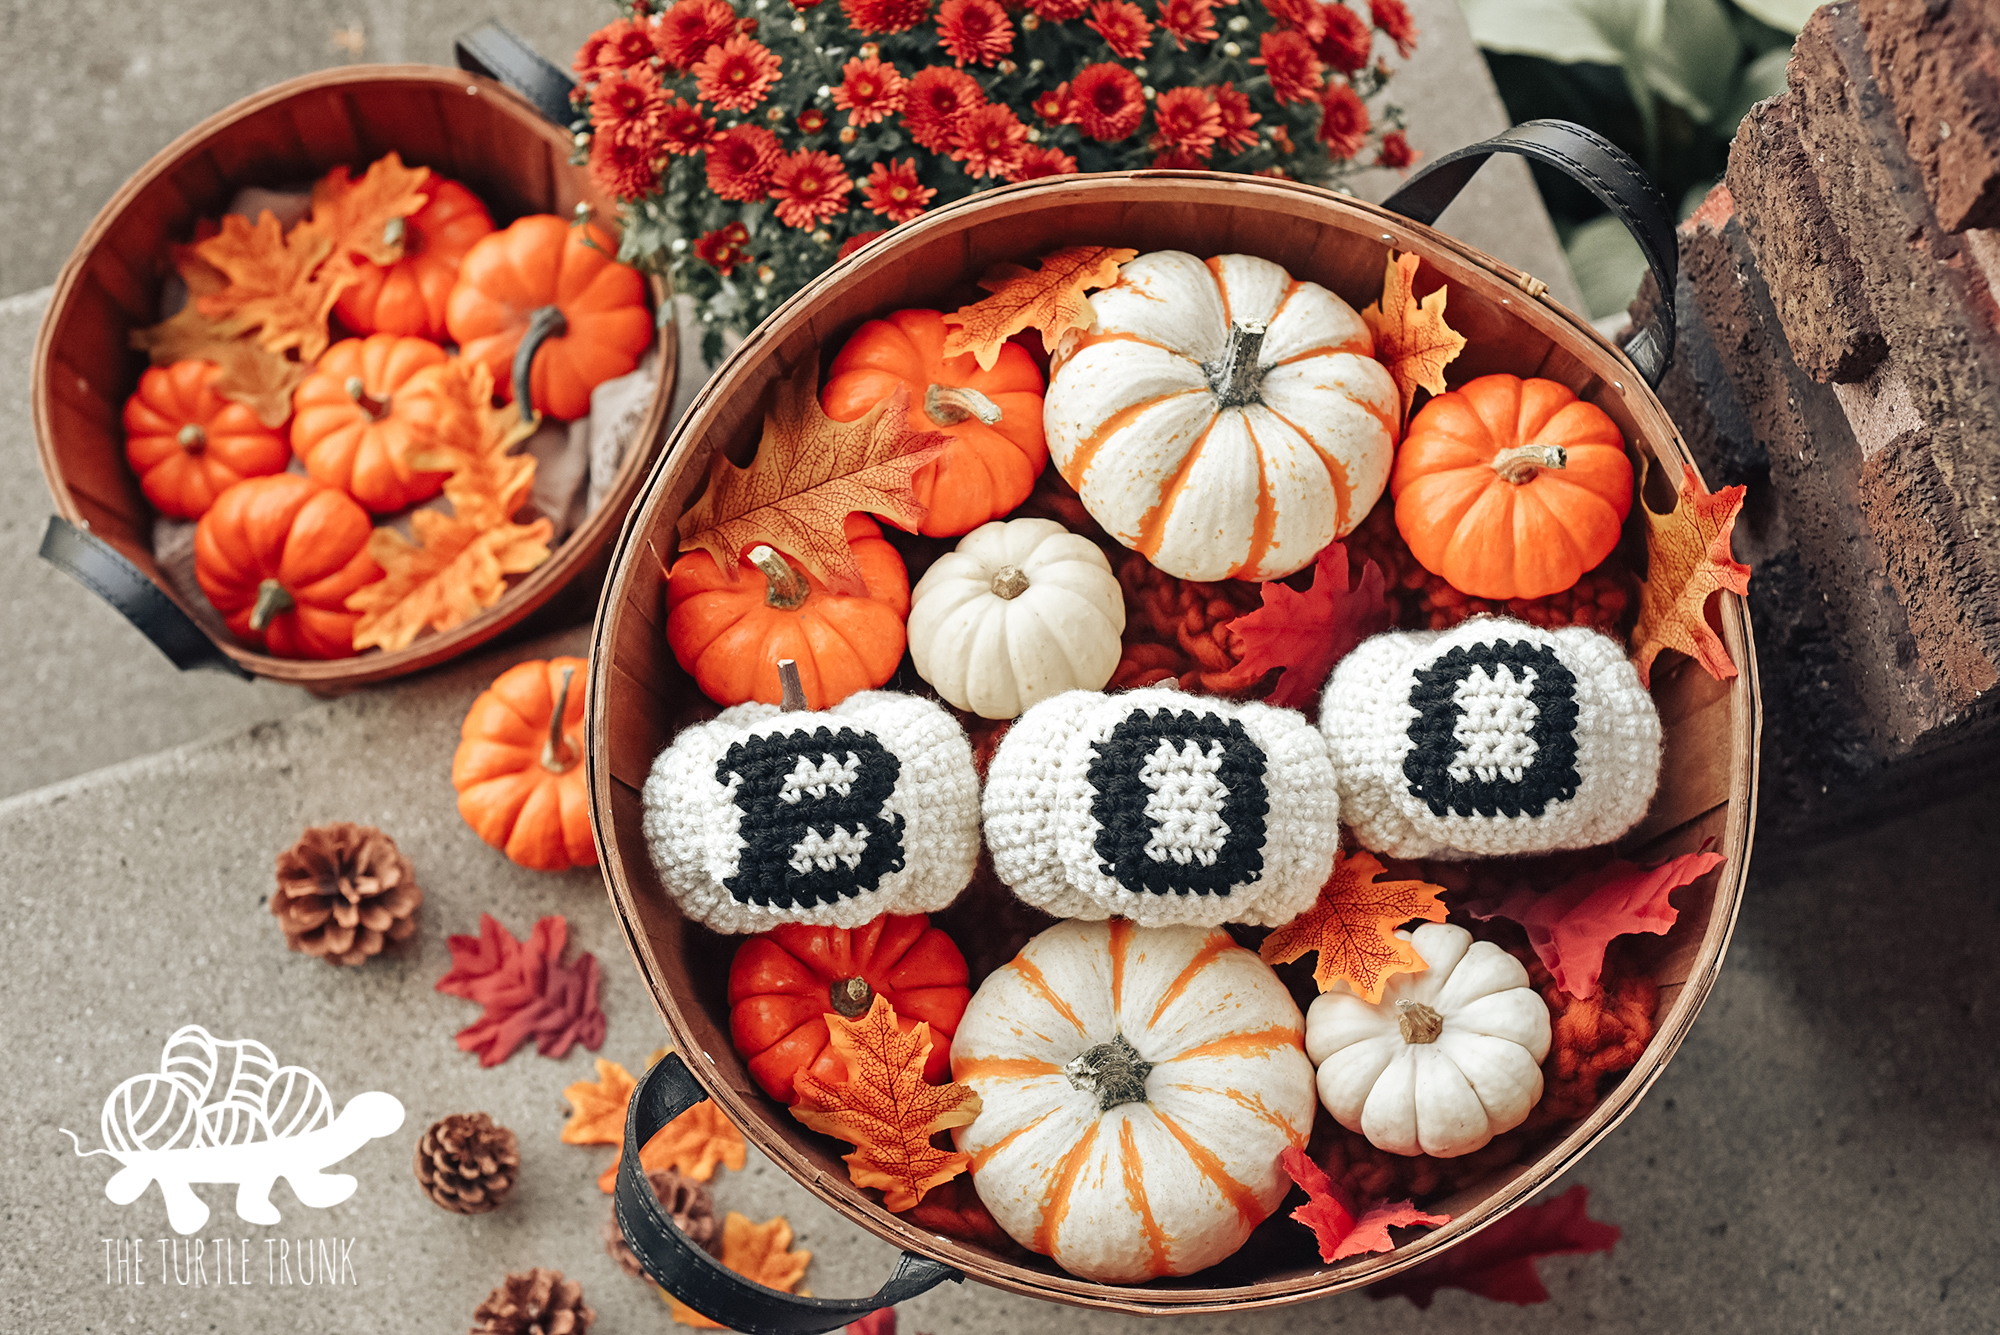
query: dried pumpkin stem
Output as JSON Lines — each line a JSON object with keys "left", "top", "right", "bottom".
{"left": 382, "top": 216, "right": 407, "bottom": 250}
{"left": 1491, "top": 444, "right": 1568, "bottom": 484}
{"left": 776, "top": 658, "right": 809, "bottom": 712}
{"left": 512, "top": 304, "right": 569, "bottom": 425}
{"left": 991, "top": 565, "right": 1030, "bottom": 599}
{"left": 176, "top": 423, "right": 206, "bottom": 453}
{"left": 829, "top": 976, "right": 874, "bottom": 1018}
{"left": 748, "top": 545, "right": 811, "bottom": 612}
{"left": 1209, "top": 320, "right": 1268, "bottom": 408}
{"left": 1396, "top": 999, "right": 1445, "bottom": 1045}
{"left": 249, "top": 578, "right": 294, "bottom": 632}
{"left": 1064, "top": 1032, "right": 1153, "bottom": 1111}
{"left": 343, "top": 376, "right": 390, "bottom": 422}
{"left": 541, "top": 666, "right": 578, "bottom": 774}
{"left": 923, "top": 383, "right": 1002, "bottom": 426}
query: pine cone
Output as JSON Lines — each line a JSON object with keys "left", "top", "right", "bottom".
{"left": 272, "top": 822, "right": 422, "bottom": 966}
{"left": 603, "top": 1169, "right": 719, "bottom": 1278}
{"left": 471, "top": 1268, "right": 594, "bottom": 1335}
{"left": 415, "top": 1113, "right": 520, "bottom": 1215}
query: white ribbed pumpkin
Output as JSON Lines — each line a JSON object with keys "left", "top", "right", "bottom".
{"left": 951, "top": 919, "right": 1316, "bottom": 1283}
{"left": 1043, "top": 250, "right": 1400, "bottom": 581}
{"left": 907, "top": 518, "right": 1125, "bottom": 720}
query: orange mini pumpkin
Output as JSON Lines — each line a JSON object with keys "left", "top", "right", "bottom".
{"left": 194, "top": 473, "right": 381, "bottom": 658}
{"left": 1390, "top": 373, "right": 1635, "bottom": 601}
{"left": 123, "top": 360, "right": 291, "bottom": 519}
{"left": 820, "top": 310, "right": 1047, "bottom": 537}
{"left": 666, "top": 513, "right": 911, "bottom": 710}
{"left": 452, "top": 656, "right": 596, "bottom": 872}
{"left": 291, "top": 334, "right": 465, "bottom": 513}
{"left": 332, "top": 174, "right": 496, "bottom": 341}
{"left": 445, "top": 215, "right": 652, "bottom": 422}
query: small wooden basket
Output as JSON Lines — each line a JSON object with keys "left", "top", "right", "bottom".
{"left": 31, "top": 47, "right": 676, "bottom": 690}
{"left": 589, "top": 133, "right": 1758, "bottom": 1323}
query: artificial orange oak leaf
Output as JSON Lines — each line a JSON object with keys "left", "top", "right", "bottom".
{"left": 308, "top": 152, "right": 431, "bottom": 270}
{"left": 1206, "top": 540, "right": 1391, "bottom": 708}
{"left": 1260, "top": 849, "right": 1449, "bottom": 1002}
{"left": 940, "top": 245, "right": 1137, "bottom": 370}
{"left": 599, "top": 1100, "right": 749, "bottom": 1192}
{"left": 405, "top": 359, "right": 540, "bottom": 523}
{"left": 346, "top": 510, "right": 554, "bottom": 653}
{"left": 1361, "top": 250, "right": 1467, "bottom": 425}
{"left": 790, "top": 994, "right": 982, "bottom": 1212}
{"left": 129, "top": 309, "right": 309, "bottom": 427}
{"left": 1630, "top": 463, "right": 1751, "bottom": 688}
{"left": 189, "top": 210, "right": 344, "bottom": 362}
{"left": 665, "top": 1212, "right": 811, "bottom": 1328}
{"left": 677, "top": 367, "right": 949, "bottom": 593}
{"left": 562, "top": 1058, "right": 638, "bottom": 1146}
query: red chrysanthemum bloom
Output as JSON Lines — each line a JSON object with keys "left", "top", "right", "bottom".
{"left": 694, "top": 221, "right": 751, "bottom": 274}
{"left": 1211, "top": 81, "right": 1261, "bottom": 153}
{"left": 1253, "top": 29, "right": 1324, "bottom": 105}
{"left": 589, "top": 134, "right": 662, "bottom": 200}
{"left": 655, "top": 0, "right": 738, "bottom": 69}
{"left": 1149, "top": 85, "right": 1222, "bottom": 159}
{"left": 575, "top": 18, "right": 660, "bottom": 80}
{"left": 692, "top": 33, "right": 783, "bottom": 112}
{"left": 839, "top": 229, "right": 886, "bottom": 259}
{"left": 798, "top": 106, "right": 828, "bottom": 133}
{"left": 1069, "top": 62, "right": 1146, "bottom": 140}
{"left": 903, "top": 66, "right": 987, "bottom": 151}
{"left": 659, "top": 97, "right": 719, "bottom": 155}
{"left": 1151, "top": 145, "right": 1207, "bottom": 169}
{"left": 953, "top": 103, "right": 1029, "bottom": 178}
{"left": 1010, "top": 145, "right": 1080, "bottom": 180}
{"left": 862, "top": 158, "right": 937, "bottom": 222}
{"left": 1371, "top": 0, "right": 1418, "bottom": 57}
{"left": 769, "top": 149, "right": 854, "bottom": 228}
{"left": 833, "top": 56, "right": 910, "bottom": 125}
{"left": 1085, "top": 0, "right": 1152, "bottom": 59}
{"left": 842, "top": 0, "right": 933, "bottom": 34}
{"left": 1376, "top": 129, "right": 1418, "bottom": 169}
{"left": 1315, "top": 1, "right": 1372, "bottom": 73}
{"left": 1030, "top": 0, "right": 1091, "bottom": 19}
{"left": 1264, "top": 0, "right": 1326, "bottom": 46}
{"left": 590, "top": 65, "right": 670, "bottom": 145}
{"left": 1316, "top": 80, "right": 1368, "bottom": 158}
{"left": 1034, "top": 84, "right": 1077, "bottom": 124}
{"left": 1157, "top": 0, "right": 1218, "bottom": 50}
{"left": 937, "top": 0, "right": 1016, "bottom": 66}
{"left": 739, "top": 14, "right": 760, "bottom": 33}
{"left": 705, "top": 123, "right": 783, "bottom": 200}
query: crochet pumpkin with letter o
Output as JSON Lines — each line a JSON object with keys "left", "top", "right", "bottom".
{"left": 452, "top": 657, "right": 596, "bottom": 871}
{"left": 1320, "top": 619, "right": 1661, "bottom": 859}
{"left": 950, "top": 918, "right": 1316, "bottom": 1283}
{"left": 982, "top": 687, "right": 1340, "bottom": 927}
{"left": 643, "top": 691, "right": 980, "bottom": 934}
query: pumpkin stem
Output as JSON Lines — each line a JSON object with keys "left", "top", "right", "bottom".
{"left": 1396, "top": 1000, "right": 1445, "bottom": 1045}
{"left": 1208, "top": 320, "right": 1268, "bottom": 408}
{"left": 923, "top": 383, "right": 1003, "bottom": 426}
{"left": 991, "top": 564, "right": 1030, "bottom": 600}
{"left": 382, "top": 215, "right": 407, "bottom": 250}
{"left": 776, "top": 658, "right": 810, "bottom": 712}
{"left": 1063, "top": 1032, "right": 1154, "bottom": 1111}
{"left": 748, "top": 545, "right": 812, "bottom": 612}
{"left": 1491, "top": 444, "right": 1569, "bottom": 484}
{"left": 512, "top": 304, "right": 569, "bottom": 425}
{"left": 176, "top": 423, "right": 207, "bottom": 453}
{"left": 829, "top": 976, "right": 874, "bottom": 1018}
{"left": 248, "top": 578, "right": 294, "bottom": 632}
{"left": 343, "top": 375, "right": 390, "bottom": 421}
{"left": 541, "top": 666, "right": 579, "bottom": 773}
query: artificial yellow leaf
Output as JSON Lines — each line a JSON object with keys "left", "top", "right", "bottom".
{"left": 940, "top": 244, "right": 1137, "bottom": 370}
{"left": 346, "top": 510, "right": 553, "bottom": 653}
{"left": 562, "top": 1058, "right": 637, "bottom": 1146}
{"left": 189, "top": 210, "right": 344, "bottom": 362}
{"left": 1630, "top": 462, "right": 1751, "bottom": 688}
{"left": 1259, "top": 849, "right": 1449, "bottom": 1002}
{"left": 676, "top": 366, "right": 949, "bottom": 593}
{"left": 403, "top": 359, "right": 541, "bottom": 524}
{"left": 307, "top": 152, "right": 430, "bottom": 270}
{"left": 665, "top": 1213, "right": 810, "bottom": 1328}
{"left": 128, "top": 309, "right": 309, "bottom": 427}
{"left": 598, "top": 1100, "right": 748, "bottom": 1192}
{"left": 1361, "top": 250, "right": 1468, "bottom": 425}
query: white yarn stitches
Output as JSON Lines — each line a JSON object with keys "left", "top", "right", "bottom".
{"left": 1320, "top": 619, "right": 1661, "bottom": 859}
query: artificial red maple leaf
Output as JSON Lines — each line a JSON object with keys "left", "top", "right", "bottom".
{"left": 1205, "top": 540, "right": 1390, "bottom": 708}
{"left": 1631, "top": 463, "right": 1752, "bottom": 688}
{"left": 1339, "top": 1200, "right": 1454, "bottom": 1260}
{"left": 1281, "top": 1147, "right": 1448, "bottom": 1261}
{"left": 1259, "top": 849, "right": 1449, "bottom": 1002}
{"left": 1365, "top": 1185, "right": 1620, "bottom": 1307}
{"left": 434, "top": 913, "right": 606, "bottom": 1066}
{"left": 1463, "top": 850, "right": 1725, "bottom": 999}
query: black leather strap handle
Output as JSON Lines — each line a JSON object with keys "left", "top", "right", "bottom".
{"left": 454, "top": 20, "right": 577, "bottom": 128}
{"left": 39, "top": 517, "right": 251, "bottom": 678}
{"left": 616, "top": 1052, "right": 964, "bottom": 1334}
{"left": 1381, "top": 119, "right": 1678, "bottom": 387}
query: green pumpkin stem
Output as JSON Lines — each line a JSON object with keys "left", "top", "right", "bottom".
{"left": 541, "top": 666, "right": 579, "bottom": 773}
{"left": 248, "top": 578, "right": 294, "bottom": 632}
{"left": 749, "top": 545, "right": 811, "bottom": 612}
{"left": 1209, "top": 320, "right": 1268, "bottom": 409}
{"left": 512, "top": 304, "right": 569, "bottom": 425}
{"left": 1064, "top": 1032, "right": 1154, "bottom": 1112}
{"left": 923, "top": 382, "right": 1002, "bottom": 426}
{"left": 1491, "top": 444, "right": 1568, "bottom": 484}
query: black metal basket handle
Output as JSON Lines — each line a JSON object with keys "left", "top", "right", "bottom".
{"left": 1381, "top": 118, "right": 1678, "bottom": 387}
{"left": 454, "top": 20, "right": 577, "bottom": 128}
{"left": 39, "top": 517, "right": 251, "bottom": 678}
{"left": 616, "top": 1052, "right": 963, "bottom": 1334}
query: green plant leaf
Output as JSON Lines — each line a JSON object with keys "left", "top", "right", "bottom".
{"left": 1461, "top": 0, "right": 1742, "bottom": 124}
{"left": 1565, "top": 213, "right": 1651, "bottom": 318}
{"left": 1732, "top": 0, "right": 1818, "bottom": 32}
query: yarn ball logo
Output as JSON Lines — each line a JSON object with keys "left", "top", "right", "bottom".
{"left": 61, "top": 1025, "right": 404, "bottom": 1235}
{"left": 719, "top": 726, "right": 907, "bottom": 909}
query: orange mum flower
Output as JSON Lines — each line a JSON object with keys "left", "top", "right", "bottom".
{"left": 1253, "top": 29, "right": 1324, "bottom": 105}
{"left": 1085, "top": 0, "right": 1152, "bottom": 59}
{"left": 842, "top": 0, "right": 933, "bottom": 34}
{"left": 1009, "top": 145, "right": 1080, "bottom": 180}
{"left": 769, "top": 149, "right": 854, "bottom": 228}
{"left": 1069, "top": 62, "right": 1146, "bottom": 141}
{"left": 937, "top": 0, "right": 1016, "bottom": 66}
{"left": 903, "top": 66, "right": 986, "bottom": 151}
{"left": 655, "top": 0, "right": 738, "bottom": 69}
{"left": 659, "top": 97, "right": 719, "bottom": 155}
{"left": 1317, "top": 80, "right": 1369, "bottom": 159}
{"left": 1376, "top": 129, "right": 1418, "bottom": 170}
{"left": 1150, "top": 86, "right": 1222, "bottom": 158}
{"left": 833, "top": 56, "right": 910, "bottom": 125}
{"left": 694, "top": 220, "right": 752, "bottom": 274}
{"left": 590, "top": 135, "right": 662, "bottom": 199}
{"left": 706, "top": 124, "right": 783, "bottom": 200}
{"left": 952, "top": 103, "right": 1029, "bottom": 178}
{"left": 692, "top": 33, "right": 783, "bottom": 112}
{"left": 575, "top": 19, "right": 660, "bottom": 80}
{"left": 1211, "top": 81, "right": 1262, "bottom": 154}
{"left": 1158, "top": 0, "right": 1218, "bottom": 50}
{"left": 1033, "top": 84, "right": 1077, "bottom": 125}
{"left": 862, "top": 158, "right": 937, "bottom": 222}
{"left": 1315, "top": 1, "right": 1373, "bottom": 73}
{"left": 1371, "top": 0, "right": 1418, "bottom": 58}
{"left": 590, "top": 65, "right": 670, "bottom": 145}
{"left": 1030, "top": 0, "right": 1091, "bottom": 18}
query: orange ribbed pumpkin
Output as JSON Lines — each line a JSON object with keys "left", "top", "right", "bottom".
{"left": 665, "top": 513, "right": 911, "bottom": 710}
{"left": 290, "top": 334, "right": 464, "bottom": 513}
{"left": 1390, "top": 373, "right": 1634, "bottom": 601}
{"left": 332, "top": 175, "right": 495, "bottom": 341}
{"left": 122, "top": 360, "right": 290, "bottom": 519}
{"left": 451, "top": 656, "right": 596, "bottom": 871}
{"left": 194, "top": 474, "right": 381, "bottom": 658}
{"left": 949, "top": 919, "right": 1317, "bottom": 1284}
{"left": 820, "top": 309, "right": 1047, "bottom": 537}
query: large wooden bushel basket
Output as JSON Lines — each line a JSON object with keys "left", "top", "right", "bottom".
{"left": 32, "top": 36, "right": 676, "bottom": 690}
{"left": 589, "top": 125, "right": 1759, "bottom": 1326}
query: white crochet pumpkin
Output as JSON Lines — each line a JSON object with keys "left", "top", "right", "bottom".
{"left": 1320, "top": 619, "right": 1662, "bottom": 859}
{"left": 982, "top": 687, "right": 1340, "bottom": 927}
{"left": 641, "top": 691, "right": 980, "bottom": 934}
{"left": 1305, "top": 923, "right": 1552, "bottom": 1158}
{"left": 907, "top": 517, "right": 1125, "bottom": 720}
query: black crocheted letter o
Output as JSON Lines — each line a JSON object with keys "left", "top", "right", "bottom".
{"left": 717, "top": 726, "right": 906, "bottom": 909}
{"left": 1402, "top": 640, "right": 1582, "bottom": 819}
{"left": 1087, "top": 707, "right": 1269, "bottom": 897}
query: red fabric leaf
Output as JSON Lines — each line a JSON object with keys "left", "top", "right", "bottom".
{"left": 434, "top": 913, "right": 606, "bottom": 1066}
{"left": 845, "top": 1312, "right": 896, "bottom": 1335}
{"left": 1335, "top": 1200, "right": 1453, "bottom": 1261}
{"left": 1366, "top": 1185, "right": 1620, "bottom": 1308}
{"left": 1464, "top": 851, "right": 1725, "bottom": 999}
{"left": 1211, "top": 540, "right": 1390, "bottom": 708}
{"left": 1282, "top": 1148, "right": 1448, "bottom": 1261}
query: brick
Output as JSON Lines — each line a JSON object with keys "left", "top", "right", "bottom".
{"left": 1857, "top": 0, "right": 2000, "bottom": 232}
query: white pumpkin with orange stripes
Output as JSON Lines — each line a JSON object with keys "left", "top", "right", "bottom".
{"left": 1042, "top": 249, "right": 1400, "bottom": 582}
{"left": 950, "top": 918, "right": 1316, "bottom": 1283}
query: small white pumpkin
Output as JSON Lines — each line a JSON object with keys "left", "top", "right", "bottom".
{"left": 952, "top": 918, "right": 1316, "bottom": 1283}
{"left": 1305, "top": 922, "right": 1552, "bottom": 1158}
{"left": 907, "top": 517, "right": 1125, "bottom": 720}
{"left": 1043, "top": 249, "right": 1400, "bottom": 582}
